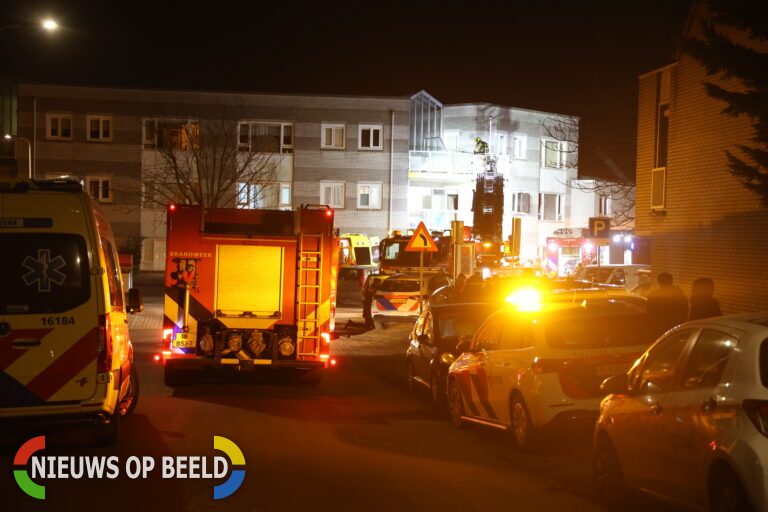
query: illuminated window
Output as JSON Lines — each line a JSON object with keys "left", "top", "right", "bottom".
{"left": 46, "top": 113, "right": 73, "bottom": 140}
{"left": 86, "top": 176, "right": 113, "bottom": 203}
{"left": 237, "top": 182, "right": 292, "bottom": 210}
{"left": 320, "top": 182, "right": 345, "bottom": 208}
{"left": 359, "top": 124, "right": 383, "bottom": 150}
{"left": 542, "top": 140, "right": 567, "bottom": 168}
{"left": 143, "top": 119, "right": 199, "bottom": 150}
{"left": 86, "top": 115, "right": 113, "bottom": 142}
{"left": 321, "top": 124, "right": 346, "bottom": 149}
{"left": 238, "top": 122, "right": 293, "bottom": 153}
{"left": 357, "top": 182, "right": 382, "bottom": 209}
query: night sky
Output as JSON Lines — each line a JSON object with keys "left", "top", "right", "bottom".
{"left": 1, "top": 0, "right": 693, "bottom": 181}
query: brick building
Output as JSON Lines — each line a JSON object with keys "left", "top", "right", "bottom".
{"left": 635, "top": 3, "right": 768, "bottom": 313}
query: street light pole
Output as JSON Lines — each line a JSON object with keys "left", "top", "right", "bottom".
{"left": 4, "top": 134, "right": 32, "bottom": 178}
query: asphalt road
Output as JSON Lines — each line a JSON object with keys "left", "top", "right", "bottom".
{"left": 1, "top": 301, "right": 680, "bottom": 512}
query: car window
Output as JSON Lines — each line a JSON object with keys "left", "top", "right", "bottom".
{"left": 473, "top": 314, "right": 503, "bottom": 352}
{"left": 637, "top": 329, "right": 692, "bottom": 394}
{"left": 339, "top": 268, "right": 362, "bottom": 281}
{"left": 435, "top": 305, "right": 497, "bottom": 346}
{"left": 428, "top": 276, "right": 450, "bottom": 293}
{"left": 681, "top": 329, "right": 736, "bottom": 389}
{"left": 609, "top": 269, "right": 626, "bottom": 286}
{"left": 353, "top": 247, "right": 371, "bottom": 266}
{"left": 0, "top": 233, "right": 91, "bottom": 314}
{"left": 101, "top": 238, "right": 124, "bottom": 310}
{"left": 378, "top": 278, "right": 420, "bottom": 293}
{"left": 544, "top": 303, "right": 654, "bottom": 350}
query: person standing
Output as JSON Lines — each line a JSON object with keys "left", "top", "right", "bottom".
{"left": 647, "top": 272, "right": 688, "bottom": 336}
{"left": 689, "top": 277, "right": 722, "bottom": 320}
{"left": 363, "top": 277, "right": 381, "bottom": 329}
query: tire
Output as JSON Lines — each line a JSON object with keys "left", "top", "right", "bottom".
{"left": 119, "top": 366, "right": 140, "bottom": 416}
{"left": 92, "top": 411, "right": 119, "bottom": 446}
{"left": 710, "top": 468, "right": 752, "bottom": 512}
{"left": 447, "top": 379, "right": 465, "bottom": 428}
{"left": 509, "top": 393, "right": 536, "bottom": 451}
{"left": 593, "top": 434, "right": 627, "bottom": 510}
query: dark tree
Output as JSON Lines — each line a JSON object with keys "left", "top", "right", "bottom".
{"left": 683, "top": 0, "right": 768, "bottom": 206}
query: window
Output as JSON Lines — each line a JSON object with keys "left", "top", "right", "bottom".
{"left": 599, "top": 195, "right": 611, "bottom": 216}
{"left": 655, "top": 103, "right": 670, "bottom": 169}
{"left": 237, "top": 183, "right": 291, "bottom": 209}
{"left": 238, "top": 122, "right": 293, "bottom": 153}
{"left": 651, "top": 168, "right": 666, "bottom": 209}
{"left": 511, "top": 192, "right": 531, "bottom": 214}
{"left": 321, "top": 123, "right": 346, "bottom": 149}
{"left": 359, "top": 124, "right": 383, "bottom": 150}
{"left": 86, "top": 177, "right": 113, "bottom": 203}
{"left": 357, "top": 182, "right": 382, "bottom": 209}
{"left": 494, "top": 133, "right": 507, "bottom": 154}
{"left": 512, "top": 135, "right": 527, "bottom": 159}
{"left": 538, "top": 193, "right": 563, "bottom": 221}
{"left": 443, "top": 131, "right": 459, "bottom": 151}
{"left": 46, "top": 114, "right": 73, "bottom": 140}
{"left": 542, "top": 140, "right": 567, "bottom": 168}
{"left": 447, "top": 192, "right": 459, "bottom": 211}
{"left": 681, "top": 330, "right": 735, "bottom": 389}
{"left": 143, "top": 120, "right": 199, "bottom": 150}
{"left": 100, "top": 238, "right": 124, "bottom": 310}
{"left": 86, "top": 115, "right": 113, "bottom": 142}
{"left": 636, "top": 330, "right": 691, "bottom": 394}
{"left": 473, "top": 315, "right": 503, "bottom": 352}
{"left": 320, "top": 182, "right": 345, "bottom": 208}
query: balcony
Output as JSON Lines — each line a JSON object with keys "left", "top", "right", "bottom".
{"left": 409, "top": 151, "right": 511, "bottom": 180}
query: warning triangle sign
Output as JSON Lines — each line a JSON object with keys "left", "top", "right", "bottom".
{"left": 405, "top": 222, "right": 438, "bottom": 252}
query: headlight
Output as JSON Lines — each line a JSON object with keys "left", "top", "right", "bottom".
{"left": 278, "top": 339, "right": 295, "bottom": 357}
{"left": 247, "top": 331, "right": 266, "bottom": 357}
{"left": 440, "top": 352, "right": 456, "bottom": 365}
{"left": 199, "top": 333, "right": 214, "bottom": 353}
{"left": 226, "top": 333, "right": 243, "bottom": 352}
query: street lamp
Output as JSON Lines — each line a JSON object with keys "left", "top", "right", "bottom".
{"left": 4, "top": 134, "right": 32, "bottom": 178}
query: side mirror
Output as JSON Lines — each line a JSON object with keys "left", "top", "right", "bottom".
{"left": 600, "top": 373, "right": 629, "bottom": 395}
{"left": 455, "top": 338, "right": 471, "bottom": 354}
{"left": 417, "top": 333, "right": 430, "bottom": 345}
{"left": 127, "top": 288, "right": 143, "bottom": 314}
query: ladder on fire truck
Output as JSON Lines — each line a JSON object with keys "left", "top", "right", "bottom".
{"left": 296, "top": 232, "right": 324, "bottom": 357}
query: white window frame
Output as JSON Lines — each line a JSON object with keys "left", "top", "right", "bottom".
{"left": 442, "top": 130, "right": 459, "bottom": 151}
{"left": 512, "top": 134, "right": 527, "bottom": 159}
{"left": 46, "top": 113, "right": 73, "bottom": 141}
{"left": 321, "top": 123, "right": 346, "bottom": 149}
{"left": 511, "top": 191, "right": 532, "bottom": 214}
{"left": 236, "top": 182, "right": 292, "bottom": 210}
{"left": 446, "top": 191, "right": 459, "bottom": 211}
{"left": 538, "top": 193, "right": 563, "bottom": 221}
{"left": 358, "top": 124, "right": 383, "bottom": 150}
{"left": 599, "top": 195, "right": 612, "bottom": 217}
{"left": 541, "top": 139, "right": 567, "bottom": 168}
{"left": 238, "top": 122, "right": 293, "bottom": 154}
{"left": 320, "top": 182, "right": 345, "bottom": 208}
{"left": 86, "top": 115, "right": 113, "bottom": 142}
{"left": 651, "top": 168, "right": 666, "bottom": 210}
{"left": 356, "top": 182, "right": 382, "bottom": 210}
{"left": 494, "top": 133, "right": 507, "bottom": 154}
{"left": 85, "top": 176, "right": 113, "bottom": 203}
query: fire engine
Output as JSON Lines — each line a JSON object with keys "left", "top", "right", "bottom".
{"left": 160, "top": 204, "right": 338, "bottom": 386}
{"left": 378, "top": 230, "right": 452, "bottom": 274}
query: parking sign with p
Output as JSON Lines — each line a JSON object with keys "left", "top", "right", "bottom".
{"left": 589, "top": 217, "right": 610, "bottom": 245}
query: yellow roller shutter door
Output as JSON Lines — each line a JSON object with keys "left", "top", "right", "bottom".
{"left": 216, "top": 245, "right": 284, "bottom": 315}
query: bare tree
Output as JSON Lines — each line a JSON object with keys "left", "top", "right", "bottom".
{"left": 139, "top": 108, "right": 279, "bottom": 209}
{"left": 542, "top": 114, "right": 636, "bottom": 228}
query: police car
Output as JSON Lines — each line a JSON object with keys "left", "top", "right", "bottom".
{"left": 373, "top": 271, "right": 450, "bottom": 328}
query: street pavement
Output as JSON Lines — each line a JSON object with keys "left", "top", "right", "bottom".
{"left": 1, "top": 300, "right": 682, "bottom": 512}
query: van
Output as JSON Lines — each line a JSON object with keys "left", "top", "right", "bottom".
{"left": 0, "top": 178, "right": 142, "bottom": 445}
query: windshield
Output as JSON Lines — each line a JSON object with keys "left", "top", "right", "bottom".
{"left": 380, "top": 238, "right": 449, "bottom": 268}
{"left": 544, "top": 302, "right": 654, "bottom": 350}
{"left": 0, "top": 233, "right": 91, "bottom": 314}
{"left": 436, "top": 305, "right": 498, "bottom": 342}
{"left": 378, "top": 279, "right": 420, "bottom": 293}
{"left": 353, "top": 246, "right": 371, "bottom": 265}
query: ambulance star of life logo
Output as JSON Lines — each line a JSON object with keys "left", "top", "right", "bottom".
{"left": 22, "top": 249, "right": 66, "bottom": 292}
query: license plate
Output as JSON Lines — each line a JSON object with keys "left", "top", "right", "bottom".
{"left": 595, "top": 363, "right": 630, "bottom": 377}
{"left": 388, "top": 298, "right": 407, "bottom": 304}
{"left": 173, "top": 333, "right": 194, "bottom": 348}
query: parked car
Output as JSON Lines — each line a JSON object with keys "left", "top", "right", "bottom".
{"left": 406, "top": 303, "right": 501, "bottom": 407}
{"left": 337, "top": 265, "right": 379, "bottom": 306}
{"left": 594, "top": 312, "right": 768, "bottom": 512}
{"left": 446, "top": 294, "right": 656, "bottom": 450}
{"left": 373, "top": 271, "right": 451, "bottom": 328}
{"left": 572, "top": 264, "right": 651, "bottom": 291}
{"left": 0, "top": 178, "right": 143, "bottom": 445}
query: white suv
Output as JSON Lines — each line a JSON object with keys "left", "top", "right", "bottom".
{"left": 594, "top": 312, "right": 768, "bottom": 512}
{"left": 447, "top": 296, "right": 656, "bottom": 450}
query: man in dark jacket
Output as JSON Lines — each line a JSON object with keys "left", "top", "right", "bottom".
{"left": 689, "top": 277, "right": 722, "bottom": 320}
{"left": 363, "top": 277, "right": 381, "bottom": 329}
{"left": 647, "top": 272, "right": 688, "bottom": 336}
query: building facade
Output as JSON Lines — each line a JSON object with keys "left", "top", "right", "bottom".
{"left": 635, "top": 5, "right": 768, "bottom": 313}
{"left": 10, "top": 84, "right": 409, "bottom": 269}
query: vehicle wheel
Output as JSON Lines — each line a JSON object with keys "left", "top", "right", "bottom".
{"left": 163, "top": 364, "right": 188, "bottom": 387}
{"left": 593, "top": 434, "right": 627, "bottom": 510}
{"left": 119, "top": 365, "right": 140, "bottom": 416}
{"left": 92, "top": 411, "right": 119, "bottom": 446}
{"left": 447, "top": 379, "right": 466, "bottom": 428}
{"left": 509, "top": 393, "right": 536, "bottom": 451}
{"left": 710, "top": 468, "right": 752, "bottom": 512}
{"left": 406, "top": 359, "right": 417, "bottom": 393}
{"left": 430, "top": 371, "right": 446, "bottom": 410}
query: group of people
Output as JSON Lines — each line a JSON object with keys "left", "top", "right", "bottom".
{"left": 646, "top": 273, "right": 722, "bottom": 335}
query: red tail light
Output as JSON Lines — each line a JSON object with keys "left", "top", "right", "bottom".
{"left": 97, "top": 314, "right": 112, "bottom": 373}
{"left": 743, "top": 399, "right": 768, "bottom": 437}
{"left": 532, "top": 357, "right": 566, "bottom": 374}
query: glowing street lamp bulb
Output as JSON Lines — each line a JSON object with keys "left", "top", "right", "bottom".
{"left": 612, "top": 234, "right": 622, "bottom": 243}
{"left": 42, "top": 19, "right": 58, "bottom": 31}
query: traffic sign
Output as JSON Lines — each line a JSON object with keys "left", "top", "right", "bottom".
{"left": 589, "top": 217, "right": 611, "bottom": 246}
{"left": 405, "top": 222, "right": 438, "bottom": 252}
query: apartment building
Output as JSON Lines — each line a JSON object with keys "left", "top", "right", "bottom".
{"left": 9, "top": 84, "right": 409, "bottom": 269}
{"left": 408, "top": 91, "right": 627, "bottom": 262}
{"left": 635, "top": 4, "right": 768, "bottom": 313}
